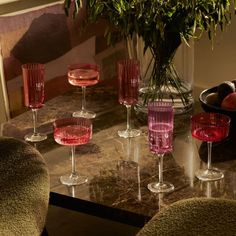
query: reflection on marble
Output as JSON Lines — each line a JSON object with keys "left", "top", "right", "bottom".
{"left": 2, "top": 86, "right": 236, "bottom": 226}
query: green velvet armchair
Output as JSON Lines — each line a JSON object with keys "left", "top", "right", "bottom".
{"left": 0, "top": 137, "right": 50, "bottom": 235}
{"left": 137, "top": 197, "right": 236, "bottom": 236}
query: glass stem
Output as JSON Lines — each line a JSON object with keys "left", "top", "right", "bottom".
{"left": 126, "top": 104, "right": 131, "bottom": 131}
{"left": 71, "top": 186, "right": 76, "bottom": 198}
{"left": 32, "top": 109, "right": 38, "bottom": 135}
{"left": 81, "top": 86, "right": 86, "bottom": 111}
{"left": 207, "top": 141, "right": 212, "bottom": 170}
{"left": 157, "top": 154, "right": 164, "bottom": 185}
{"left": 71, "top": 145, "right": 77, "bottom": 178}
{"left": 137, "top": 165, "right": 141, "bottom": 201}
{"left": 126, "top": 138, "right": 131, "bottom": 160}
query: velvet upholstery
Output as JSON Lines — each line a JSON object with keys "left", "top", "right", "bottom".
{"left": 137, "top": 197, "right": 236, "bottom": 236}
{"left": 0, "top": 137, "right": 50, "bottom": 236}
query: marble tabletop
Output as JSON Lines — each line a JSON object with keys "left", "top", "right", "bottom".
{"left": 2, "top": 85, "right": 236, "bottom": 227}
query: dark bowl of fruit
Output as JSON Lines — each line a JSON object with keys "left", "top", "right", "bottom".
{"left": 199, "top": 80, "right": 236, "bottom": 125}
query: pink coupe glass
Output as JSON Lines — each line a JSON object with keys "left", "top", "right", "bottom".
{"left": 22, "top": 63, "right": 47, "bottom": 142}
{"left": 147, "top": 101, "right": 174, "bottom": 193}
{"left": 191, "top": 112, "right": 230, "bottom": 181}
{"left": 53, "top": 117, "right": 92, "bottom": 186}
{"left": 117, "top": 59, "right": 141, "bottom": 138}
{"left": 68, "top": 63, "right": 99, "bottom": 119}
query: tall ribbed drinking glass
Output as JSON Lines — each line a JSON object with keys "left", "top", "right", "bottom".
{"left": 22, "top": 63, "right": 47, "bottom": 142}
{"left": 117, "top": 59, "right": 141, "bottom": 138}
{"left": 147, "top": 101, "right": 174, "bottom": 193}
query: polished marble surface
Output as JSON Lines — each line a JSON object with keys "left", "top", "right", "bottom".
{"left": 2, "top": 85, "right": 236, "bottom": 226}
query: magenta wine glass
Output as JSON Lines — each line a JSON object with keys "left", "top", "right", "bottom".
{"left": 22, "top": 63, "right": 47, "bottom": 142}
{"left": 68, "top": 63, "right": 99, "bottom": 119}
{"left": 147, "top": 101, "right": 174, "bottom": 193}
{"left": 117, "top": 59, "right": 141, "bottom": 138}
{"left": 53, "top": 117, "right": 92, "bottom": 186}
{"left": 191, "top": 112, "right": 230, "bottom": 181}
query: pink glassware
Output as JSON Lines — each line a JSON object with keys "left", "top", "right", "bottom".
{"left": 191, "top": 112, "right": 230, "bottom": 181}
{"left": 53, "top": 117, "right": 92, "bottom": 186}
{"left": 147, "top": 101, "right": 174, "bottom": 193}
{"left": 117, "top": 59, "right": 141, "bottom": 138}
{"left": 22, "top": 63, "right": 47, "bottom": 142}
{"left": 68, "top": 63, "right": 100, "bottom": 119}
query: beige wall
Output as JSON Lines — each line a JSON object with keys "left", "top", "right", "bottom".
{"left": 194, "top": 16, "right": 236, "bottom": 98}
{"left": 0, "top": 0, "right": 64, "bottom": 122}
{"left": 0, "top": 0, "right": 62, "bottom": 15}
{"left": 1, "top": 2, "right": 236, "bottom": 119}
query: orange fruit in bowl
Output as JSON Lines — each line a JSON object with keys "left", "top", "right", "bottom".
{"left": 217, "top": 81, "right": 235, "bottom": 103}
{"left": 221, "top": 92, "right": 236, "bottom": 110}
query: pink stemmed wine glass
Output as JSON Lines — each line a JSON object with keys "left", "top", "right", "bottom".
{"left": 191, "top": 112, "right": 230, "bottom": 181}
{"left": 53, "top": 117, "right": 92, "bottom": 186}
{"left": 147, "top": 101, "right": 174, "bottom": 193}
{"left": 68, "top": 63, "right": 99, "bottom": 119}
{"left": 22, "top": 63, "right": 47, "bottom": 142}
{"left": 117, "top": 59, "right": 141, "bottom": 138}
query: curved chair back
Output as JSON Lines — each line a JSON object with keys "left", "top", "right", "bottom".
{"left": 137, "top": 197, "right": 236, "bottom": 236}
{"left": 0, "top": 137, "right": 50, "bottom": 235}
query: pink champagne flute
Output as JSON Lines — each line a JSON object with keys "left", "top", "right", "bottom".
{"left": 22, "top": 63, "right": 47, "bottom": 142}
{"left": 53, "top": 117, "right": 92, "bottom": 186}
{"left": 117, "top": 59, "right": 141, "bottom": 138}
{"left": 147, "top": 101, "right": 174, "bottom": 193}
{"left": 191, "top": 112, "right": 230, "bottom": 181}
{"left": 68, "top": 63, "right": 99, "bottom": 119}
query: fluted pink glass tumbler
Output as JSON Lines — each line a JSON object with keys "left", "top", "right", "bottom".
{"left": 147, "top": 101, "right": 174, "bottom": 193}
{"left": 191, "top": 112, "right": 230, "bottom": 181}
{"left": 68, "top": 63, "right": 100, "bottom": 119}
{"left": 53, "top": 117, "right": 92, "bottom": 186}
{"left": 22, "top": 63, "right": 47, "bottom": 142}
{"left": 118, "top": 59, "right": 141, "bottom": 138}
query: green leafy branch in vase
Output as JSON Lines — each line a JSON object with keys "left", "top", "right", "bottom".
{"left": 63, "top": 0, "right": 236, "bottom": 107}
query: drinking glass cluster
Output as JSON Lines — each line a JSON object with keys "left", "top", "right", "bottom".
{"left": 21, "top": 60, "right": 231, "bottom": 190}
{"left": 21, "top": 62, "right": 97, "bottom": 186}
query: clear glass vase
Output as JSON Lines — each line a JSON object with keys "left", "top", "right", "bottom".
{"left": 126, "top": 35, "right": 194, "bottom": 133}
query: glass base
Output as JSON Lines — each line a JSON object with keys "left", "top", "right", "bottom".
{"left": 195, "top": 168, "right": 224, "bottom": 181}
{"left": 72, "top": 110, "right": 96, "bottom": 119}
{"left": 135, "top": 85, "right": 193, "bottom": 115}
{"left": 118, "top": 129, "right": 141, "bottom": 138}
{"left": 24, "top": 133, "right": 47, "bottom": 142}
{"left": 60, "top": 174, "right": 88, "bottom": 186}
{"left": 147, "top": 181, "right": 174, "bottom": 193}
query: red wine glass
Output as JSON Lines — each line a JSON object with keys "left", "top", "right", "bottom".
{"left": 22, "top": 63, "right": 47, "bottom": 142}
{"left": 147, "top": 101, "right": 174, "bottom": 193}
{"left": 191, "top": 112, "right": 230, "bottom": 181}
{"left": 53, "top": 117, "right": 92, "bottom": 186}
{"left": 68, "top": 63, "right": 99, "bottom": 119}
{"left": 117, "top": 59, "right": 141, "bottom": 138}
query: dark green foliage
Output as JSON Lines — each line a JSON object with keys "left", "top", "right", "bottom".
{"left": 63, "top": 0, "right": 236, "bottom": 105}
{"left": 64, "top": 0, "right": 235, "bottom": 47}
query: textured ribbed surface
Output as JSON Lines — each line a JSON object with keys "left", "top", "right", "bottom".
{"left": 0, "top": 137, "right": 50, "bottom": 236}
{"left": 137, "top": 197, "right": 236, "bottom": 236}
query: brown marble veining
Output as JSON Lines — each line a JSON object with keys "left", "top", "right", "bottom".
{"left": 2, "top": 85, "right": 236, "bottom": 225}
